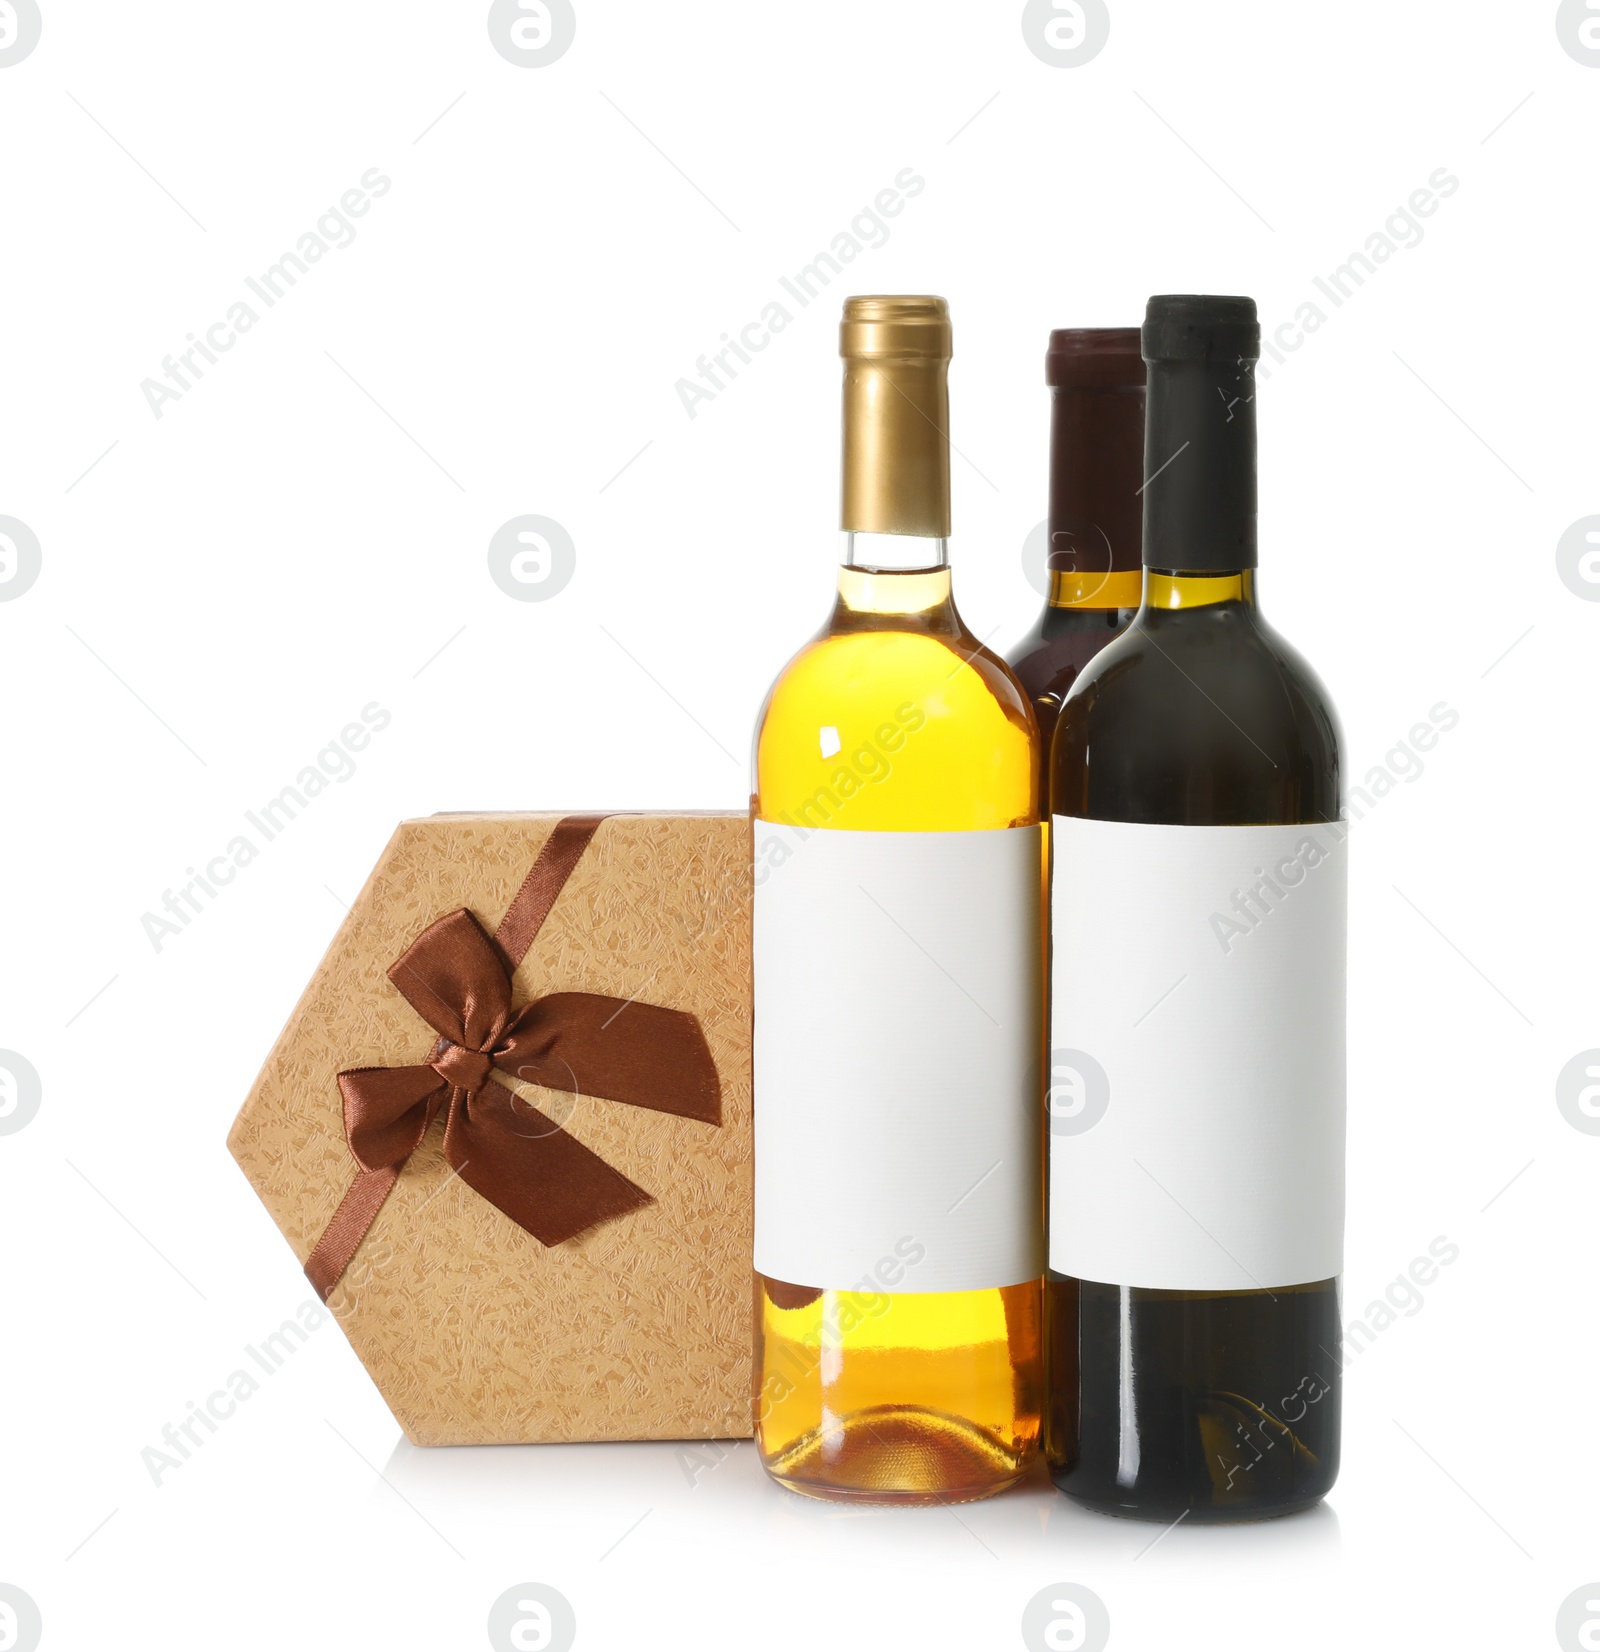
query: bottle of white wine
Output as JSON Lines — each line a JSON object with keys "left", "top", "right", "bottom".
{"left": 751, "top": 295, "right": 1044, "bottom": 1504}
{"left": 1047, "top": 295, "right": 1346, "bottom": 1521}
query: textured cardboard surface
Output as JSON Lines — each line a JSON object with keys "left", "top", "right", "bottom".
{"left": 228, "top": 812, "right": 753, "bottom": 1446}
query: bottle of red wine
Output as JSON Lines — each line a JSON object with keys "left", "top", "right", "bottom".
{"left": 1006, "top": 329, "right": 1145, "bottom": 795}
{"left": 1046, "top": 295, "right": 1345, "bottom": 1522}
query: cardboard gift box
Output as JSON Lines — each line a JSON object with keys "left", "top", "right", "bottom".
{"left": 228, "top": 811, "right": 753, "bottom": 1446}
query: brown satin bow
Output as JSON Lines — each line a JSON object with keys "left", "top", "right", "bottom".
{"left": 304, "top": 815, "right": 721, "bottom": 1301}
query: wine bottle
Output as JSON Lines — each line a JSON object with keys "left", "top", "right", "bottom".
{"left": 1046, "top": 295, "right": 1345, "bottom": 1522}
{"left": 1007, "top": 328, "right": 1145, "bottom": 794}
{"left": 752, "top": 295, "right": 1044, "bottom": 1504}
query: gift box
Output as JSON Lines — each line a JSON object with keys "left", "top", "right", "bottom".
{"left": 227, "top": 811, "right": 753, "bottom": 1446}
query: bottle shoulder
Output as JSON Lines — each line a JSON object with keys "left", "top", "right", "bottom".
{"left": 755, "top": 606, "right": 1039, "bottom": 830}
{"left": 1007, "top": 605, "right": 1138, "bottom": 704}
{"left": 763, "top": 612, "right": 1035, "bottom": 732}
{"left": 1053, "top": 604, "right": 1342, "bottom": 825}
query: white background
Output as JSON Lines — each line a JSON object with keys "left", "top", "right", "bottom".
{"left": 1, "top": 3, "right": 1594, "bottom": 1648}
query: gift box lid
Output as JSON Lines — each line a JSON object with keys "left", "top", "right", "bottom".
{"left": 227, "top": 811, "right": 753, "bottom": 1446}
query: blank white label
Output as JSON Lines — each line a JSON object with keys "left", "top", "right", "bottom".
{"left": 1050, "top": 816, "right": 1347, "bottom": 1291}
{"left": 753, "top": 822, "right": 1044, "bottom": 1294}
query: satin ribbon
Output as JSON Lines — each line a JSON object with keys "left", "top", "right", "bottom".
{"left": 304, "top": 815, "right": 721, "bottom": 1301}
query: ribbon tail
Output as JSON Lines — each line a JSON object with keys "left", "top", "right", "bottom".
{"left": 447, "top": 1093, "right": 654, "bottom": 1248}
{"left": 498, "top": 993, "right": 722, "bottom": 1125}
{"left": 304, "top": 1164, "right": 401, "bottom": 1302}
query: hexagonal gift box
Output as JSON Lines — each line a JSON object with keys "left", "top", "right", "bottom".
{"left": 228, "top": 812, "right": 752, "bottom": 1445}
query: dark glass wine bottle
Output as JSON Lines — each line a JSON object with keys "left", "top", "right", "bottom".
{"left": 1046, "top": 295, "right": 1346, "bottom": 1522}
{"left": 1007, "top": 329, "right": 1145, "bottom": 796}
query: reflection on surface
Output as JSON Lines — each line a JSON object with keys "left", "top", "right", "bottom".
{"left": 375, "top": 1433, "right": 1342, "bottom": 1564}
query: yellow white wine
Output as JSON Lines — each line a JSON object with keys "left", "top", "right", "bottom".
{"left": 751, "top": 297, "right": 1043, "bottom": 1504}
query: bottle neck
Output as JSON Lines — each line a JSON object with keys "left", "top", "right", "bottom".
{"left": 1142, "top": 569, "right": 1258, "bottom": 612}
{"left": 1047, "top": 381, "right": 1145, "bottom": 608}
{"left": 839, "top": 315, "right": 952, "bottom": 541}
{"left": 836, "top": 350, "right": 953, "bottom": 615}
{"left": 1141, "top": 356, "right": 1258, "bottom": 574}
{"left": 844, "top": 529, "right": 948, "bottom": 572}
{"left": 1048, "top": 568, "right": 1144, "bottom": 610}
{"left": 835, "top": 561, "right": 953, "bottom": 618}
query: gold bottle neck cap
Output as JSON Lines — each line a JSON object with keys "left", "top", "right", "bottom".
{"left": 839, "top": 294, "right": 953, "bottom": 362}
{"left": 839, "top": 296, "right": 952, "bottom": 538}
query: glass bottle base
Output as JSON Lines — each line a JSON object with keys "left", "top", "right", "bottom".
{"left": 1044, "top": 1272, "right": 1341, "bottom": 1526}
{"left": 1050, "top": 1472, "right": 1330, "bottom": 1525}
{"left": 760, "top": 1404, "right": 1030, "bottom": 1507}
